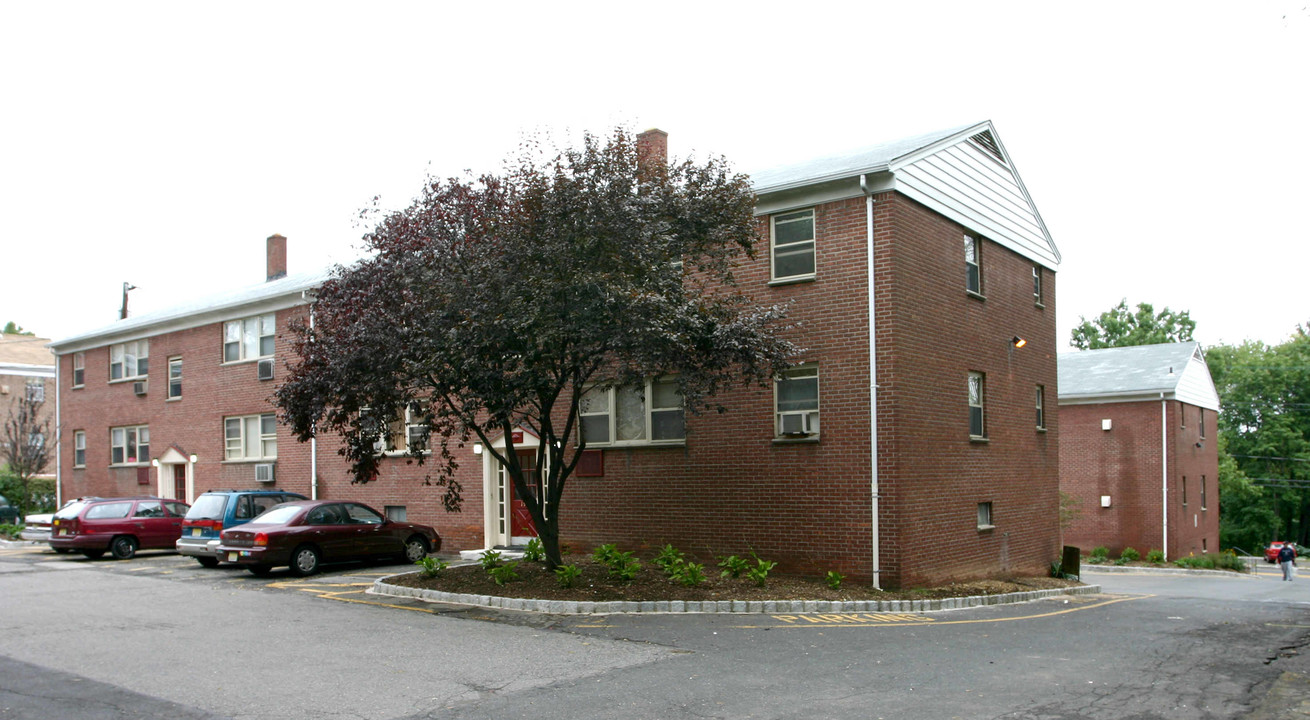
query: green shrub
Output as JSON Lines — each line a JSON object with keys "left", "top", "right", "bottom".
{"left": 654, "top": 544, "right": 685, "bottom": 573}
{"left": 489, "top": 561, "right": 520, "bottom": 586}
{"left": 592, "top": 543, "right": 621, "bottom": 566}
{"left": 1119, "top": 547, "right": 1140, "bottom": 562}
{"left": 1089, "top": 546, "right": 1109, "bottom": 560}
{"left": 415, "top": 555, "right": 449, "bottom": 578}
{"left": 554, "top": 564, "right": 582, "bottom": 588}
{"left": 1174, "top": 553, "right": 1248, "bottom": 573}
{"left": 1049, "top": 560, "right": 1065, "bottom": 579}
{"left": 607, "top": 554, "right": 642, "bottom": 584}
{"left": 1145, "top": 549, "right": 1165, "bottom": 564}
{"left": 478, "top": 549, "right": 503, "bottom": 570}
{"left": 718, "top": 554, "right": 750, "bottom": 579}
{"left": 670, "top": 561, "right": 706, "bottom": 587}
{"left": 746, "top": 558, "right": 777, "bottom": 587}
{"left": 1113, "top": 557, "right": 1129, "bottom": 566}
{"left": 825, "top": 571, "right": 845, "bottom": 590}
{"left": 0, "top": 523, "right": 21, "bottom": 540}
{"left": 522, "top": 538, "right": 545, "bottom": 563}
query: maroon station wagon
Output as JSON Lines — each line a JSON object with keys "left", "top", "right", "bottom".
{"left": 50, "top": 496, "right": 190, "bottom": 560}
{"left": 217, "top": 500, "right": 441, "bottom": 576}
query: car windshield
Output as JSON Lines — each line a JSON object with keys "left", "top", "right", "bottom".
{"left": 248, "top": 505, "right": 303, "bottom": 525}
{"left": 54, "top": 501, "right": 90, "bottom": 519}
{"left": 185, "top": 494, "right": 229, "bottom": 521}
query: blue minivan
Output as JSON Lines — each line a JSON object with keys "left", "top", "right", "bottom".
{"left": 176, "top": 489, "right": 306, "bottom": 567}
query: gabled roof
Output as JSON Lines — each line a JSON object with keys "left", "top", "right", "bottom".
{"left": 0, "top": 334, "right": 55, "bottom": 367}
{"left": 750, "top": 121, "right": 1060, "bottom": 269}
{"left": 1058, "top": 342, "right": 1220, "bottom": 411}
{"left": 48, "top": 267, "right": 332, "bottom": 354}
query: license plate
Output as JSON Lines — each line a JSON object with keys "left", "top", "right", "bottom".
{"left": 59, "top": 529, "right": 67, "bottom": 536}
{"left": 191, "top": 528, "right": 202, "bottom": 537}
{"left": 227, "top": 552, "right": 238, "bottom": 562}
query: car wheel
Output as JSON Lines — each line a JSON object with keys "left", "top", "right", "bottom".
{"left": 81, "top": 549, "right": 105, "bottom": 559}
{"left": 196, "top": 557, "right": 220, "bottom": 568}
{"left": 289, "top": 545, "right": 321, "bottom": 577}
{"left": 110, "top": 536, "right": 138, "bottom": 560}
{"left": 248, "top": 565, "right": 272, "bottom": 576}
{"left": 401, "top": 536, "right": 430, "bottom": 563}
{"left": 52, "top": 547, "right": 71, "bottom": 554}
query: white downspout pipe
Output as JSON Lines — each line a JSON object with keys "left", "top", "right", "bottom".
{"left": 54, "top": 354, "right": 61, "bottom": 507}
{"left": 862, "top": 174, "right": 881, "bottom": 589}
{"left": 1161, "top": 393, "right": 1168, "bottom": 559}
{"left": 303, "top": 291, "right": 318, "bottom": 500}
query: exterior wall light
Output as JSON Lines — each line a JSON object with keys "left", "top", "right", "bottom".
{"left": 150, "top": 458, "right": 160, "bottom": 467}
{"left": 1011, "top": 336, "right": 1027, "bottom": 348}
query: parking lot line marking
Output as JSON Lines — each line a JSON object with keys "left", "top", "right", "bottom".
{"left": 733, "top": 595, "right": 1152, "bottom": 628}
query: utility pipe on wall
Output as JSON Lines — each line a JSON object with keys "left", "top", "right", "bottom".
{"left": 1161, "top": 393, "right": 1168, "bottom": 559}
{"left": 862, "top": 174, "right": 882, "bottom": 589}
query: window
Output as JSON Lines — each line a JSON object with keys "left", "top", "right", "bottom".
{"left": 965, "top": 235, "right": 982, "bottom": 295}
{"left": 168, "top": 357, "right": 182, "bottom": 399}
{"left": 1201, "top": 475, "right": 1207, "bottom": 510}
{"left": 73, "top": 431, "right": 86, "bottom": 467}
{"left": 375, "top": 406, "right": 430, "bottom": 454}
{"left": 86, "top": 502, "right": 132, "bottom": 520}
{"left": 223, "top": 314, "right": 275, "bottom": 363}
{"left": 771, "top": 209, "right": 815, "bottom": 281}
{"left": 1182, "top": 476, "right": 1187, "bottom": 506}
{"left": 968, "top": 372, "right": 986, "bottom": 438}
{"left": 72, "top": 353, "right": 85, "bottom": 387}
{"left": 385, "top": 505, "right": 407, "bottom": 522}
{"left": 110, "top": 425, "right": 149, "bottom": 465}
{"left": 776, "top": 366, "right": 819, "bottom": 437}
{"left": 580, "top": 377, "right": 685, "bottom": 446}
{"left": 224, "top": 414, "right": 277, "bottom": 461}
{"left": 977, "top": 502, "right": 993, "bottom": 529}
{"left": 134, "top": 500, "right": 164, "bottom": 518}
{"left": 1032, "top": 265, "right": 1043, "bottom": 305}
{"left": 109, "top": 340, "right": 149, "bottom": 381}
{"left": 25, "top": 380, "right": 44, "bottom": 403}
{"left": 1198, "top": 409, "right": 1205, "bottom": 439}
{"left": 1035, "top": 385, "right": 1046, "bottom": 430}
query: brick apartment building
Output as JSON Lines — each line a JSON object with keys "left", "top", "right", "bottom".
{"left": 51, "top": 121, "right": 1061, "bottom": 588}
{"left": 1058, "top": 342, "right": 1220, "bottom": 558}
{"left": 1, "top": 333, "right": 56, "bottom": 480}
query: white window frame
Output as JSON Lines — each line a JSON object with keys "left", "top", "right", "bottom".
{"left": 72, "top": 352, "right": 85, "bottom": 388}
{"left": 73, "top": 430, "right": 86, "bottom": 468}
{"left": 167, "top": 357, "right": 182, "bottom": 400}
{"left": 25, "top": 380, "right": 44, "bottom": 403}
{"left": 109, "top": 339, "right": 149, "bottom": 381}
{"left": 110, "top": 424, "right": 149, "bottom": 466}
{"left": 775, "top": 366, "right": 820, "bottom": 438}
{"left": 1035, "top": 385, "right": 1046, "bottom": 430}
{"left": 977, "top": 501, "right": 994, "bottom": 530}
{"left": 224, "top": 413, "right": 277, "bottom": 461}
{"left": 1032, "top": 264, "right": 1043, "bottom": 306}
{"left": 770, "top": 209, "right": 816, "bottom": 282}
{"left": 223, "top": 314, "right": 276, "bottom": 363}
{"left": 969, "top": 372, "right": 986, "bottom": 439}
{"left": 579, "top": 378, "right": 685, "bottom": 447}
{"left": 377, "top": 406, "right": 430, "bottom": 455}
{"left": 965, "top": 235, "right": 982, "bottom": 296}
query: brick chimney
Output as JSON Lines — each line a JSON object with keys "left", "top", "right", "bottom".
{"left": 266, "top": 234, "right": 287, "bottom": 281}
{"left": 636, "top": 128, "right": 668, "bottom": 174}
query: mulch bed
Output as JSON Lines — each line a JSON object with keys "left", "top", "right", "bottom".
{"left": 386, "top": 554, "right": 1083, "bottom": 603}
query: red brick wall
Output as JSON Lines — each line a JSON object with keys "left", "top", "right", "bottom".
{"left": 1059, "top": 400, "right": 1218, "bottom": 558}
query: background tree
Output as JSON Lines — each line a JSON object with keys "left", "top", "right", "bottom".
{"left": 1207, "top": 328, "right": 1310, "bottom": 551}
{"left": 1069, "top": 299, "right": 1196, "bottom": 350}
{"left": 277, "top": 129, "right": 796, "bottom": 568}
{"left": 2, "top": 322, "right": 35, "bottom": 336}
{"left": 1, "top": 386, "right": 52, "bottom": 518}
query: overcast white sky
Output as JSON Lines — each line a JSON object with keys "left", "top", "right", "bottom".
{"left": 2, "top": 1, "right": 1306, "bottom": 350}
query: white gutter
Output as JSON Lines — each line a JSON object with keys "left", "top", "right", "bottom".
{"left": 54, "top": 355, "right": 61, "bottom": 507}
{"left": 304, "top": 291, "right": 318, "bottom": 500}
{"left": 862, "top": 174, "right": 881, "bottom": 589}
{"left": 1161, "top": 393, "right": 1168, "bottom": 559}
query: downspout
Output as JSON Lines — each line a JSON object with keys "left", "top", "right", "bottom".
{"left": 862, "top": 174, "right": 881, "bottom": 589}
{"left": 1161, "top": 393, "right": 1168, "bottom": 560}
{"left": 54, "top": 354, "right": 61, "bottom": 507}
{"left": 304, "top": 291, "right": 318, "bottom": 500}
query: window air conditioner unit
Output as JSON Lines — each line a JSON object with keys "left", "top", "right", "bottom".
{"left": 779, "top": 412, "right": 814, "bottom": 436}
{"left": 257, "top": 359, "right": 275, "bottom": 381}
{"left": 255, "top": 463, "right": 275, "bottom": 483}
{"left": 133, "top": 381, "right": 148, "bottom": 396}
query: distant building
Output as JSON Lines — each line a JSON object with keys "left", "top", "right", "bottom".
{"left": 0, "top": 333, "right": 56, "bottom": 478}
{"left": 1058, "top": 342, "right": 1220, "bottom": 558}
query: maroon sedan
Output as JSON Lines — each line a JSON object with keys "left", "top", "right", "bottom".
{"left": 216, "top": 500, "right": 441, "bottom": 576}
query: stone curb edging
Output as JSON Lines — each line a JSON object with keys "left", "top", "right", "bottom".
{"left": 1080, "top": 565, "right": 1255, "bottom": 578}
{"left": 369, "top": 575, "right": 1103, "bottom": 615}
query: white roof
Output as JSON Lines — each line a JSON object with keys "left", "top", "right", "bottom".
{"left": 49, "top": 268, "right": 332, "bottom": 353}
{"left": 1058, "top": 342, "right": 1220, "bottom": 410}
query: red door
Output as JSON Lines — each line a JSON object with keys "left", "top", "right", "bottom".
{"left": 173, "top": 465, "right": 187, "bottom": 502}
{"left": 508, "top": 450, "right": 539, "bottom": 538}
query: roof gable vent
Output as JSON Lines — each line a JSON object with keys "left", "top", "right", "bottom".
{"left": 969, "top": 131, "right": 1006, "bottom": 165}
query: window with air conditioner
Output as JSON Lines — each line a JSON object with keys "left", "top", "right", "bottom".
{"left": 257, "top": 358, "right": 274, "bottom": 380}
{"left": 775, "top": 366, "right": 819, "bottom": 438}
{"left": 255, "top": 463, "right": 275, "bottom": 482}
